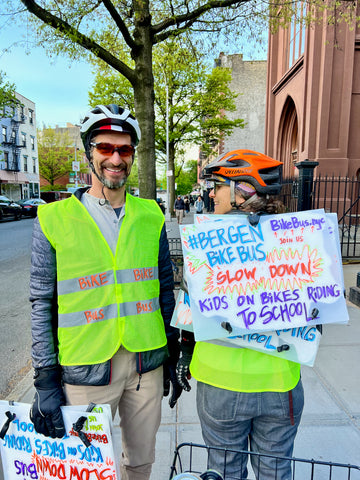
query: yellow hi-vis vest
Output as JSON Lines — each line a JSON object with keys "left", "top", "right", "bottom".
{"left": 37, "top": 193, "right": 167, "bottom": 366}
{"left": 190, "top": 342, "right": 301, "bottom": 392}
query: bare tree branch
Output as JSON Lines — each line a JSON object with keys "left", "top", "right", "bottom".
{"left": 20, "top": 0, "right": 137, "bottom": 84}
{"left": 151, "top": 0, "right": 249, "bottom": 39}
{"left": 101, "top": 0, "right": 138, "bottom": 51}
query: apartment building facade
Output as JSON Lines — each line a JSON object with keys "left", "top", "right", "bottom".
{"left": 0, "top": 92, "right": 39, "bottom": 200}
{"left": 198, "top": 53, "right": 267, "bottom": 187}
{"left": 217, "top": 53, "right": 267, "bottom": 154}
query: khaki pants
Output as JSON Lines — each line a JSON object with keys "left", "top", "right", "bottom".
{"left": 64, "top": 346, "right": 163, "bottom": 480}
{"left": 175, "top": 209, "right": 184, "bottom": 224}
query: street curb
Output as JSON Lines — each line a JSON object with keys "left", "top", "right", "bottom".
{"left": 7, "top": 370, "right": 33, "bottom": 403}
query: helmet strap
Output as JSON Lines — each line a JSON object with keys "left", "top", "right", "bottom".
{"left": 230, "top": 181, "right": 237, "bottom": 207}
{"left": 239, "top": 195, "right": 258, "bottom": 210}
{"left": 99, "top": 185, "right": 107, "bottom": 206}
{"left": 230, "top": 180, "right": 250, "bottom": 210}
{"left": 88, "top": 158, "right": 95, "bottom": 173}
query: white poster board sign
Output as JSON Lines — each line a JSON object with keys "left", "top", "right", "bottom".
{"left": 171, "top": 288, "right": 322, "bottom": 366}
{"left": 179, "top": 210, "right": 348, "bottom": 342}
{"left": 0, "top": 401, "right": 119, "bottom": 480}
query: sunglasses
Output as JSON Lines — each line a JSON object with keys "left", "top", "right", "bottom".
{"left": 213, "top": 181, "right": 227, "bottom": 194}
{"left": 90, "top": 142, "right": 135, "bottom": 157}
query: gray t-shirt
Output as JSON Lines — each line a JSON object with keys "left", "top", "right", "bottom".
{"left": 81, "top": 192, "right": 125, "bottom": 254}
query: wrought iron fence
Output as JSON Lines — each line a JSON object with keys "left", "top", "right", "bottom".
{"left": 168, "top": 238, "right": 184, "bottom": 289}
{"left": 168, "top": 175, "right": 359, "bottom": 274}
{"left": 282, "top": 175, "right": 360, "bottom": 260}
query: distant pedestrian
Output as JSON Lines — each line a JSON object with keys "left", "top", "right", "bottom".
{"left": 194, "top": 195, "right": 204, "bottom": 214}
{"left": 174, "top": 195, "right": 185, "bottom": 224}
{"left": 184, "top": 196, "right": 190, "bottom": 215}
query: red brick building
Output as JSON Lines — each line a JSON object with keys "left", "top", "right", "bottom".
{"left": 265, "top": 2, "right": 360, "bottom": 181}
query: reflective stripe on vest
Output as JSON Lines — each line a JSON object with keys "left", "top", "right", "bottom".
{"left": 190, "top": 341, "right": 301, "bottom": 393}
{"left": 58, "top": 267, "right": 158, "bottom": 296}
{"left": 37, "top": 193, "right": 167, "bottom": 366}
{"left": 59, "top": 297, "right": 160, "bottom": 328}
{"left": 58, "top": 270, "right": 115, "bottom": 295}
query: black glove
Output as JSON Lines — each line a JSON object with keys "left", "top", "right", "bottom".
{"left": 30, "top": 365, "right": 66, "bottom": 438}
{"left": 163, "top": 337, "right": 183, "bottom": 408}
{"left": 163, "top": 363, "right": 183, "bottom": 408}
{"left": 176, "top": 332, "right": 195, "bottom": 392}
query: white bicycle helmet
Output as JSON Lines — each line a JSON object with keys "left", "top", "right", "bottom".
{"left": 80, "top": 104, "right": 141, "bottom": 158}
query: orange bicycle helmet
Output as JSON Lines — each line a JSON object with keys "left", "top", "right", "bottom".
{"left": 203, "top": 149, "right": 283, "bottom": 195}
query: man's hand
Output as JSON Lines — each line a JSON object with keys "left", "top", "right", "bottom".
{"left": 30, "top": 366, "right": 66, "bottom": 438}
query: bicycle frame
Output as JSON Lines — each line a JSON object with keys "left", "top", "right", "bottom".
{"left": 169, "top": 442, "right": 360, "bottom": 480}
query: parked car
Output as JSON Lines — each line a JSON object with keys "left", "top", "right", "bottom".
{"left": 40, "top": 190, "right": 72, "bottom": 203}
{"left": 18, "top": 198, "right": 47, "bottom": 217}
{"left": 0, "top": 195, "right": 22, "bottom": 221}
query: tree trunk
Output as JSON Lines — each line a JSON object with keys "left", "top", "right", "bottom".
{"left": 132, "top": 2, "right": 156, "bottom": 199}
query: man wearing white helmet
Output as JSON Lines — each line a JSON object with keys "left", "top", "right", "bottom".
{"left": 29, "top": 104, "right": 183, "bottom": 480}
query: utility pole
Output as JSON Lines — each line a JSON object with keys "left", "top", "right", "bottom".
{"left": 165, "top": 84, "right": 172, "bottom": 221}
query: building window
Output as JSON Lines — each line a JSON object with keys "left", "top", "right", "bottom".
{"left": 24, "top": 155, "right": 28, "bottom": 172}
{"left": 3, "top": 152, "right": 9, "bottom": 169}
{"left": 29, "top": 109, "right": 34, "bottom": 124}
{"left": 21, "top": 132, "right": 26, "bottom": 147}
{"left": 33, "top": 158, "right": 36, "bottom": 173}
{"left": 2, "top": 126, "right": 6, "bottom": 141}
{"left": 31, "top": 182, "right": 39, "bottom": 196}
{"left": 288, "top": 2, "right": 306, "bottom": 69}
{"left": 11, "top": 129, "right": 16, "bottom": 143}
{"left": 31, "top": 136, "right": 35, "bottom": 150}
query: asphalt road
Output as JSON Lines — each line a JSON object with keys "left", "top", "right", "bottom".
{"left": 0, "top": 216, "right": 34, "bottom": 398}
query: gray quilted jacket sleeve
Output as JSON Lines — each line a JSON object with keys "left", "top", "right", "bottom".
{"left": 30, "top": 217, "right": 58, "bottom": 368}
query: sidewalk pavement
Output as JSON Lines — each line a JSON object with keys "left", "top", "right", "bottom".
{"left": 3, "top": 208, "right": 360, "bottom": 479}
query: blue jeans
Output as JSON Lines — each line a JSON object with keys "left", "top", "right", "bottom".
{"left": 196, "top": 379, "right": 304, "bottom": 480}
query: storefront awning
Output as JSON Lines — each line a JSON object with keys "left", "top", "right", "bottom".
{"left": 0, "top": 170, "right": 29, "bottom": 184}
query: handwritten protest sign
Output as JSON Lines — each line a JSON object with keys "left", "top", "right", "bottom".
{"left": 179, "top": 209, "right": 348, "bottom": 341}
{"left": 171, "top": 288, "right": 322, "bottom": 366}
{"left": 172, "top": 288, "right": 193, "bottom": 332}
{"left": 0, "top": 401, "right": 119, "bottom": 480}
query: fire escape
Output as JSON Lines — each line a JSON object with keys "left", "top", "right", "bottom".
{"left": 1, "top": 109, "right": 26, "bottom": 171}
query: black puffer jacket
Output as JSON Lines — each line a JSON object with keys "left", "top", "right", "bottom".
{"left": 30, "top": 189, "right": 177, "bottom": 386}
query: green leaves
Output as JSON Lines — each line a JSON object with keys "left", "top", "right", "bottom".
{"left": 37, "top": 127, "right": 83, "bottom": 186}
{"left": 0, "top": 72, "right": 19, "bottom": 113}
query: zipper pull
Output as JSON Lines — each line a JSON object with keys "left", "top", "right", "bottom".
{"left": 136, "top": 373, "right": 142, "bottom": 391}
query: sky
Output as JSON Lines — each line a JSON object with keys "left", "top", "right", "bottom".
{"left": 0, "top": 16, "right": 267, "bottom": 129}
{"left": 0, "top": 21, "right": 94, "bottom": 128}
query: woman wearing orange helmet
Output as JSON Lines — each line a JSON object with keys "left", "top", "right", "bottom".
{"left": 205, "top": 149, "right": 285, "bottom": 215}
{"left": 176, "top": 150, "right": 304, "bottom": 480}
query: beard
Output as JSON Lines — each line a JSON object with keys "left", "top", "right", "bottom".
{"left": 95, "top": 171, "right": 128, "bottom": 189}
{"left": 91, "top": 161, "right": 130, "bottom": 189}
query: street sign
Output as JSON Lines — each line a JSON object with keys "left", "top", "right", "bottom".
{"left": 72, "top": 161, "right": 80, "bottom": 172}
